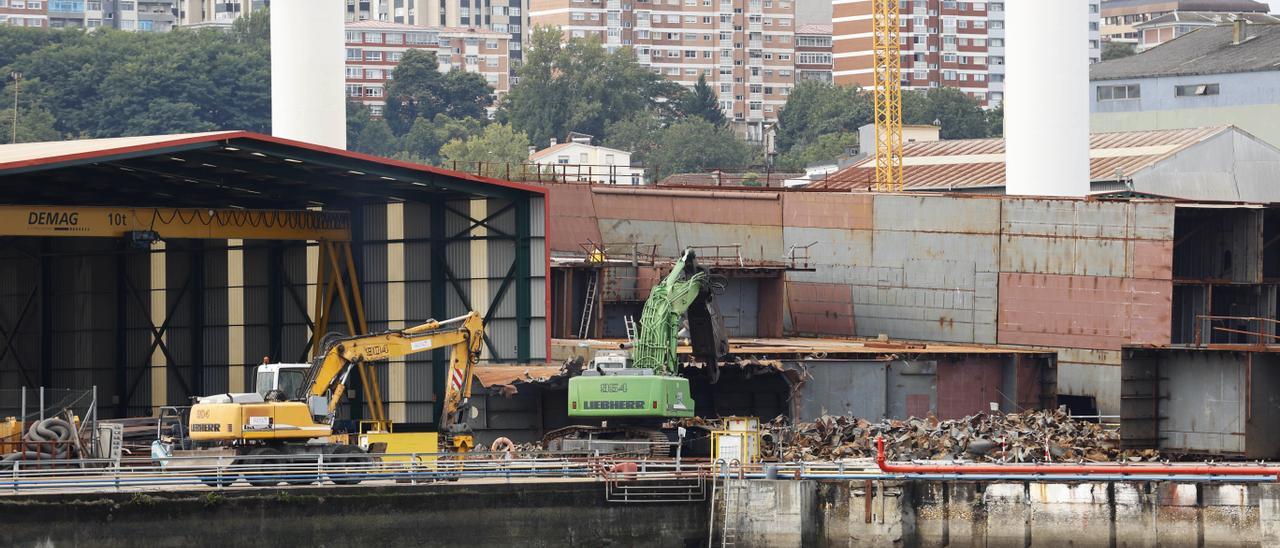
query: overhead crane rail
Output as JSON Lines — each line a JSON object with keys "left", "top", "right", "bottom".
{"left": 0, "top": 205, "right": 350, "bottom": 242}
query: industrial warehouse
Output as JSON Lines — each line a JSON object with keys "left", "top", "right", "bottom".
{"left": 5, "top": 1, "right": 1280, "bottom": 547}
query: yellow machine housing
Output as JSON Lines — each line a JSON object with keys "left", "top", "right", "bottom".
{"left": 187, "top": 312, "right": 485, "bottom": 455}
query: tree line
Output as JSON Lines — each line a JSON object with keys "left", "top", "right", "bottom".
{"left": 0, "top": 13, "right": 1002, "bottom": 181}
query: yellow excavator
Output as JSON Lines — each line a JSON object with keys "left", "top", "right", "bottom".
{"left": 171, "top": 312, "right": 484, "bottom": 486}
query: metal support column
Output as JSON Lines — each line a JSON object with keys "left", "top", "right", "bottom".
{"left": 38, "top": 239, "right": 51, "bottom": 389}
{"left": 189, "top": 240, "right": 205, "bottom": 397}
{"left": 515, "top": 198, "right": 532, "bottom": 362}
{"left": 430, "top": 200, "right": 448, "bottom": 427}
{"left": 114, "top": 243, "right": 129, "bottom": 418}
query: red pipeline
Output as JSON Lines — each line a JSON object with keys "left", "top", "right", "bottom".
{"left": 874, "top": 436, "right": 1280, "bottom": 478}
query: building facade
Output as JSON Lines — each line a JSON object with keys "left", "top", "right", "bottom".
{"left": 49, "top": 0, "right": 178, "bottom": 31}
{"left": 794, "top": 23, "right": 832, "bottom": 83}
{"left": 529, "top": 0, "right": 796, "bottom": 141}
{"left": 833, "top": 0, "right": 1101, "bottom": 106}
{"left": 178, "top": 0, "right": 266, "bottom": 27}
{"left": 528, "top": 140, "right": 644, "bottom": 184}
{"left": 1, "top": 0, "right": 49, "bottom": 27}
{"left": 1090, "top": 22, "right": 1280, "bottom": 148}
{"left": 346, "top": 0, "right": 527, "bottom": 83}
{"left": 1100, "top": 0, "right": 1268, "bottom": 43}
{"left": 345, "top": 20, "right": 511, "bottom": 116}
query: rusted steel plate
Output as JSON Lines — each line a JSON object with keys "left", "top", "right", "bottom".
{"left": 787, "top": 281, "right": 856, "bottom": 336}
{"left": 1133, "top": 239, "right": 1174, "bottom": 280}
{"left": 672, "top": 194, "right": 782, "bottom": 226}
{"left": 997, "top": 273, "right": 1172, "bottom": 350}
{"left": 936, "top": 357, "right": 1004, "bottom": 418}
{"left": 782, "top": 192, "right": 875, "bottom": 230}
{"left": 589, "top": 190, "right": 675, "bottom": 222}
{"left": 873, "top": 194, "right": 1002, "bottom": 234}
{"left": 549, "top": 217, "right": 603, "bottom": 252}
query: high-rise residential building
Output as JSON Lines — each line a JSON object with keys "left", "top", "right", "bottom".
{"left": 1, "top": 0, "right": 49, "bottom": 28}
{"left": 49, "top": 0, "right": 178, "bottom": 31}
{"left": 529, "top": 0, "right": 796, "bottom": 141}
{"left": 346, "top": 0, "right": 527, "bottom": 83}
{"left": 795, "top": 23, "right": 832, "bottom": 83}
{"left": 832, "top": 0, "right": 1102, "bottom": 107}
{"left": 344, "top": 20, "right": 511, "bottom": 116}
{"left": 178, "top": 0, "right": 267, "bottom": 28}
{"left": 1100, "top": 0, "right": 1268, "bottom": 43}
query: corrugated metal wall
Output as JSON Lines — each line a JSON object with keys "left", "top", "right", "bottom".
{"left": 0, "top": 189, "right": 548, "bottom": 425}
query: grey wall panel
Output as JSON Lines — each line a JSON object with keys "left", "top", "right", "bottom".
{"left": 486, "top": 198, "right": 516, "bottom": 235}
{"left": 794, "top": 360, "right": 888, "bottom": 421}
{"left": 530, "top": 197, "right": 546, "bottom": 237}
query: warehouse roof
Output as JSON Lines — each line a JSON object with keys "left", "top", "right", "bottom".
{"left": 0, "top": 131, "right": 544, "bottom": 208}
{"left": 1090, "top": 22, "right": 1280, "bottom": 80}
{"left": 819, "top": 126, "right": 1232, "bottom": 191}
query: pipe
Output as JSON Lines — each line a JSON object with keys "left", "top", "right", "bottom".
{"left": 875, "top": 436, "right": 1280, "bottom": 479}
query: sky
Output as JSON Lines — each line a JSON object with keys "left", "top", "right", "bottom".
{"left": 1269, "top": 1, "right": 1280, "bottom": 13}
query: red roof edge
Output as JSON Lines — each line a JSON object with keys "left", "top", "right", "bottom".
{"left": 0, "top": 130, "right": 548, "bottom": 197}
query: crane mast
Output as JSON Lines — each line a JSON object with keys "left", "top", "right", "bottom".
{"left": 872, "top": 0, "right": 905, "bottom": 192}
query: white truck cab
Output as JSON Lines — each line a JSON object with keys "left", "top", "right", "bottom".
{"left": 254, "top": 363, "right": 311, "bottom": 398}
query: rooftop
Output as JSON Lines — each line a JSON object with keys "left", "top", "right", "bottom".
{"left": 1091, "top": 22, "right": 1280, "bottom": 80}
{"left": 1136, "top": 11, "right": 1280, "bottom": 27}
{"left": 795, "top": 24, "right": 832, "bottom": 35}
{"left": 819, "top": 126, "right": 1232, "bottom": 192}
{"left": 345, "top": 20, "right": 511, "bottom": 38}
{"left": 1101, "top": 0, "right": 1270, "bottom": 12}
{"left": 528, "top": 141, "right": 631, "bottom": 162}
{"left": 0, "top": 131, "right": 545, "bottom": 207}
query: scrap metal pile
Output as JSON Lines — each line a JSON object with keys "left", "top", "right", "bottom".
{"left": 765, "top": 408, "right": 1155, "bottom": 463}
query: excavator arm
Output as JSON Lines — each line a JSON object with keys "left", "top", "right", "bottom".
{"left": 301, "top": 312, "right": 485, "bottom": 434}
{"left": 632, "top": 249, "right": 729, "bottom": 377}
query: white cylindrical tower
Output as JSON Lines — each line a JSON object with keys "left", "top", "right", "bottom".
{"left": 271, "top": 0, "right": 346, "bottom": 150}
{"left": 1004, "top": 1, "right": 1090, "bottom": 196}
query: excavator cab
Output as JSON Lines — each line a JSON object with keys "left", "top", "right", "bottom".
{"left": 253, "top": 363, "right": 310, "bottom": 401}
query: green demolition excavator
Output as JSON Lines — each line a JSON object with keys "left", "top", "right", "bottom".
{"left": 544, "top": 248, "right": 729, "bottom": 456}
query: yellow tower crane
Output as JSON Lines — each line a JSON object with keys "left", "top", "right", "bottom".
{"left": 871, "top": 0, "right": 905, "bottom": 192}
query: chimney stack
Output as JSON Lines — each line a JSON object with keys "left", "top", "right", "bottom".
{"left": 550, "top": 138, "right": 558, "bottom": 146}
{"left": 1233, "top": 19, "right": 1248, "bottom": 45}
{"left": 271, "top": 0, "right": 345, "bottom": 150}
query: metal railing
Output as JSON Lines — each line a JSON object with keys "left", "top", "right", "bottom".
{"left": 1192, "top": 315, "right": 1280, "bottom": 347}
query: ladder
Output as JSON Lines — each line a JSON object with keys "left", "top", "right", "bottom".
{"left": 624, "top": 315, "right": 638, "bottom": 346}
{"left": 578, "top": 270, "right": 599, "bottom": 339}
{"left": 720, "top": 478, "right": 745, "bottom": 547}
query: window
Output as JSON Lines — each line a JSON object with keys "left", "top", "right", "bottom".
{"left": 119, "top": 0, "right": 133, "bottom": 9}
{"left": 556, "top": 155, "right": 570, "bottom": 164}
{"left": 347, "top": 48, "right": 362, "bottom": 60}
{"left": 486, "top": 40, "right": 499, "bottom": 49}
{"left": 1096, "top": 84, "right": 1140, "bottom": 101}
{"left": 572, "top": 12, "right": 584, "bottom": 20}
{"left": 345, "top": 66, "right": 361, "bottom": 78}
{"left": 1175, "top": 83, "right": 1219, "bottom": 97}
{"left": 364, "top": 51, "right": 382, "bottom": 61}
{"left": 797, "top": 52, "right": 831, "bottom": 65}
{"left": 346, "top": 30, "right": 360, "bottom": 42}
{"left": 486, "top": 56, "right": 498, "bottom": 67}
{"left": 366, "top": 32, "right": 382, "bottom": 43}
{"left": 386, "top": 33, "right": 404, "bottom": 45}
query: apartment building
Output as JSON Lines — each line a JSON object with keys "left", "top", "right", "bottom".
{"left": 530, "top": 0, "right": 796, "bottom": 141}
{"left": 795, "top": 23, "right": 832, "bottom": 82}
{"left": 1, "top": 0, "right": 49, "bottom": 27}
{"left": 345, "top": 20, "right": 511, "bottom": 116}
{"left": 347, "top": 0, "right": 527, "bottom": 81}
{"left": 178, "top": 0, "right": 266, "bottom": 27}
{"left": 1100, "top": 0, "right": 1267, "bottom": 43}
{"left": 49, "top": 0, "right": 177, "bottom": 31}
{"left": 832, "top": 0, "right": 1102, "bottom": 107}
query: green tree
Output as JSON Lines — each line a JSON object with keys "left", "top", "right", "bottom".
{"left": 985, "top": 103, "right": 1004, "bottom": 138}
{"left": 2, "top": 26, "right": 271, "bottom": 137}
{"left": 681, "top": 74, "right": 726, "bottom": 126}
{"left": 774, "top": 80, "right": 871, "bottom": 154}
{"left": 347, "top": 101, "right": 374, "bottom": 149}
{"left": 1102, "top": 41, "right": 1136, "bottom": 61}
{"left": 385, "top": 49, "right": 493, "bottom": 135}
{"left": 504, "top": 26, "right": 679, "bottom": 147}
{"left": 902, "top": 87, "right": 989, "bottom": 139}
{"left": 397, "top": 114, "right": 486, "bottom": 164}
{"left": 647, "top": 119, "right": 751, "bottom": 182}
{"left": 775, "top": 132, "right": 858, "bottom": 171}
{"left": 602, "top": 112, "right": 666, "bottom": 165}
{"left": 353, "top": 118, "right": 398, "bottom": 157}
{"left": 0, "top": 99, "right": 60, "bottom": 144}
{"left": 439, "top": 123, "right": 531, "bottom": 176}
{"left": 231, "top": 7, "right": 270, "bottom": 43}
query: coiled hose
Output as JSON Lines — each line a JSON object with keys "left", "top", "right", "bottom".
{"left": 2, "top": 417, "right": 76, "bottom": 466}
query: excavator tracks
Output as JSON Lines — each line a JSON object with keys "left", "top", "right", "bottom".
{"left": 542, "top": 425, "right": 674, "bottom": 458}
